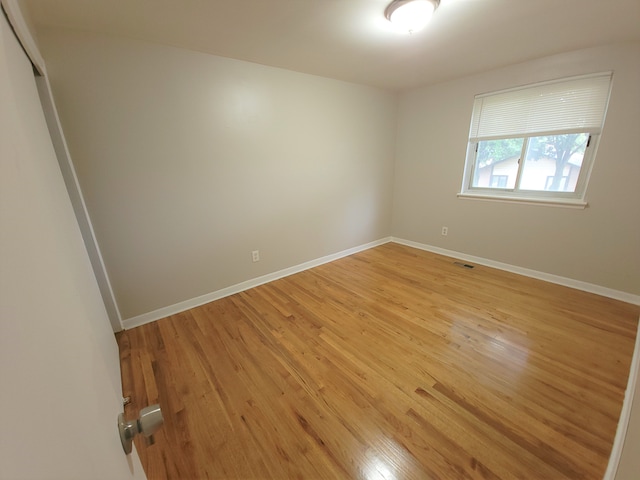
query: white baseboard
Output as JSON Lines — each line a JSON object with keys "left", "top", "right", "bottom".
{"left": 391, "top": 237, "right": 640, "bottom": 306}
{"left": 122, "top": 237, "right": 393, "bottom": 329}
{"left": 124, "top": 236, "right": 639, "bottom": 329}
{"left": 604, "top": 321, "right": 640, "bottom": 479}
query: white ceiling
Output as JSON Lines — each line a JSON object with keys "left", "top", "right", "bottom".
{"left": 24, "top": 0, "right": 640, "bottom": 91}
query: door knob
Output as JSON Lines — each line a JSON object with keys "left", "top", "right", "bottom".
{"left": 118, "top": 404, "right": 164, "bottom": 454}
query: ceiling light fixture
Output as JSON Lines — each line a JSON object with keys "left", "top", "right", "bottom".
{"left": 385, "top": 0, "right": 440, "bottom": 34}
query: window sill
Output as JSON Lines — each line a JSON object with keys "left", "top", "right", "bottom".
{"left": 457, "top": 193, "right": 588, "bottom": 209}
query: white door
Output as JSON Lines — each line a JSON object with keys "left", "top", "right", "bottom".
{"left": 0, "top": 11, "right": 146, "bottom": 479}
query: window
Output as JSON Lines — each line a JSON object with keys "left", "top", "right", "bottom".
{"left": 460, "top": 73, "right": 612, "bottom": 207}
{"left": 490, "top": 175, "right": 508, "bottom": 188}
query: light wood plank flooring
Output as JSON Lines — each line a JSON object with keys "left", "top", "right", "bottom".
{"left": 118, "top": 243, "right": 639, "bottom": 479}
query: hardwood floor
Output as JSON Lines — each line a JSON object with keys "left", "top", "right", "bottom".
{"left": 117, "top": 243, "right": 639, "bottom": 479}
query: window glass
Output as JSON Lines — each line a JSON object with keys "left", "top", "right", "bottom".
{"left": 520, "top": 134, "right": 588, "bottom": 192}
{"left": 472, "top": 138, "right": 523, "bottom": 189}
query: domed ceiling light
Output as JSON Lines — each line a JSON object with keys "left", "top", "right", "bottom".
{"left": 385, "top": 0, "right": 440, "bottom": 34}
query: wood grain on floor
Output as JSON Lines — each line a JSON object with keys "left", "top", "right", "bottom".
{"left": 118, "top": 243, "right": 639, "bottom": 479}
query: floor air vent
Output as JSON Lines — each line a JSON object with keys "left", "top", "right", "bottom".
{"left": 453, "top": 261, "right": 475, "bottom": 269}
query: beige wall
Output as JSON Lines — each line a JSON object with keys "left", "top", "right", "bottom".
{"left": 40, "top": 29, "right": 397, "bottom": 320}
{"left": 393, "top": 43, "right": 640, "bottom": 296}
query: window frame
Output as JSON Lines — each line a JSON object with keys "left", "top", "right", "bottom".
{"left": 459, "top": 73, "right": 612, "bottom": 208}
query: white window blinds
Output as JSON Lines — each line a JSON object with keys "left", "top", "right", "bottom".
{"left": 469, "top": 73, "right": 612, "bottom": 141}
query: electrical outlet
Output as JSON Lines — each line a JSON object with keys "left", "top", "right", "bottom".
{"left": 441, "top": 226, "right": 448, "bottom": 236}
{"left": 252, "top": 250, "right": 260, "bottom": 262}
